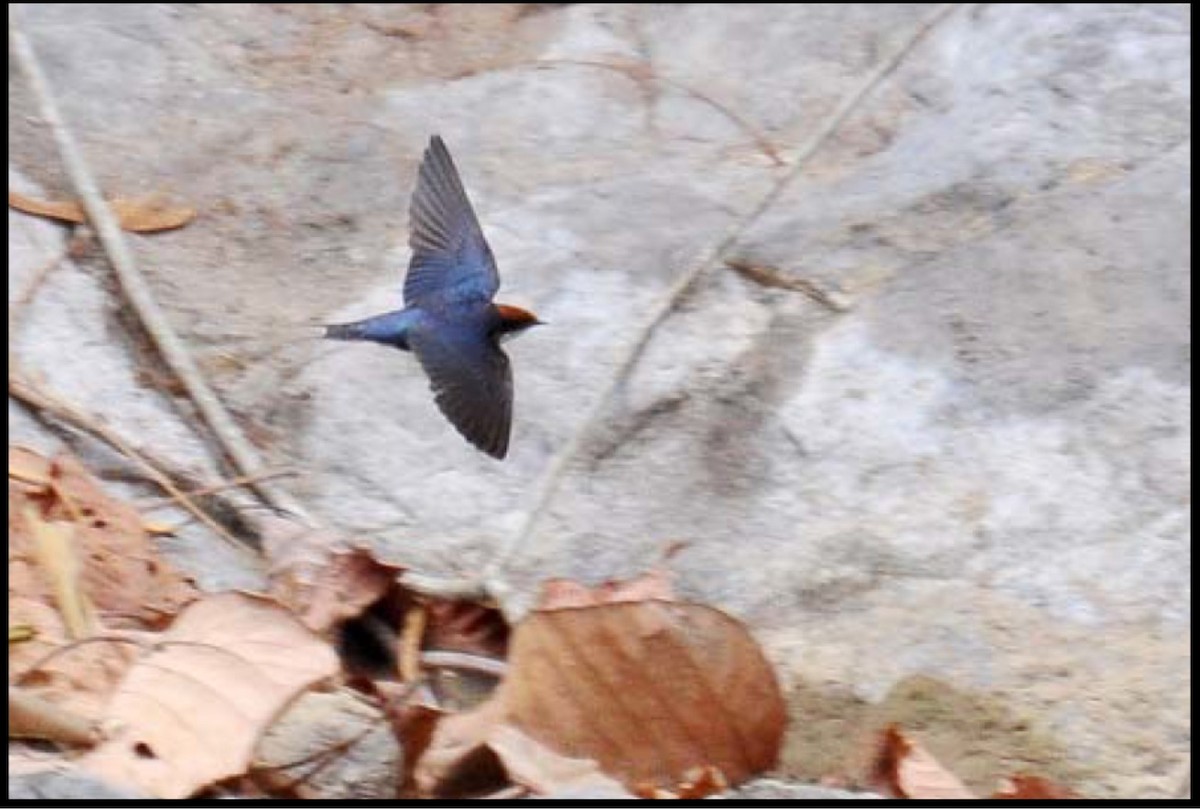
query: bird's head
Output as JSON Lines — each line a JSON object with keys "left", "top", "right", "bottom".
{"left": 494, "top": 304, "right": 544, "bottom": 341}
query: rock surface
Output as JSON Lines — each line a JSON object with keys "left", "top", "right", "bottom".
{"left": 8, "top": 3, "right": 1190, "bottom": 798}
{"left": 255, "top": 689, "right": 401, "bottom": 800}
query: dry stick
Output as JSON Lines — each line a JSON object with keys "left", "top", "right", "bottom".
{"left": 13, "top": 634, "right": 148, "bottom": 684}
{"left": 8, "top": 372, "right": 258, "bottom": 560}
{"left": 419, "top": 649, "right": 508, "bottom": 679}
{"left": 482, "top": 3, "right": 964, "bottom": 604}
{"left": 397, "top": 605, "right": 428, "bottom": 683}
{"left": 137, "top": 468, "right": 297, "bottom": 511}
{"left": 9, "top": 17, "right": 313, "bottom": 527}
{"left": 8, "top": 242, "right": 70, "bottom": 342}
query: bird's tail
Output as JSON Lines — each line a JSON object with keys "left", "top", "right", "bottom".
{"left": 322, "top": 309, "right": 415, "bottom": 349}
{"left": 323, "top": 321, "right": 369, "bottom": 341}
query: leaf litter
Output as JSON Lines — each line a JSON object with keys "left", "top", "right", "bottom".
{"left": 8, "top": 446, "right": 1083, "bottom": 799}
{"left": 78, "top": 593, "right": 340, "bottom": 799}
{"left": 412, "top": 566, "right": 786, "bottom": 799}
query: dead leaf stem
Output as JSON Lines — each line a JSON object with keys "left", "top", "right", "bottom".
{"left": 419, "top": 650, "right": 508, "bottom": 680}
{"left": 399, "top": 605, "right": 428, "bottom": 682}
{"left": 8, "top": 241, "right": 70, "bottom": 345}
{"left": 137, "top": 468, "right": 297, "bottom": 511}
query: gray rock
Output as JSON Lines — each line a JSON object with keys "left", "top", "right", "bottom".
{"left": 719, "top": 778, "right": 883, "bottom": 801}
{"left": 8, "top": 769, "right": 146, "bottom": 800}
{"left": 255, "top": 689, "right": 401, "bottom": 800}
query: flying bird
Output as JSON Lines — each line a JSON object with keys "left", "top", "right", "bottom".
{"left": 325, "top": 136, "right": 542, "bottom": 459}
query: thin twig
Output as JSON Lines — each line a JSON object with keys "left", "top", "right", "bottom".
{"left": 9, "top": 14, "right": 314, "bottom": 526}
{"left": 419, "top": 649, "right": 508, "bottom": 679}
{"left": 725, "top": 257, "right": 851, "bottom": 313}
{"left": 8, "top": 371, "right": 258, "bottom": 559}
{"left": 8, "top": 241, "right": 70, "bottom": 344}
{"left": 13, "top": 634, "right": 147, "bottom": 684}
{"left": 484, "top": 4, "right": 964, "bottom": 601}
{"left": 398, "top": 605, "right": 428, "bottom": 682}
{"left": 137, "top": 468, "right": 297, "bottom": 511}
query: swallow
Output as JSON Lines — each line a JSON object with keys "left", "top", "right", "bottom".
{"left": 324, "top": 135, "right": 542, "bottom": 459}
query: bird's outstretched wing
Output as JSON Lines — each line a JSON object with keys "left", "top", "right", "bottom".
{"left": 409, "top": 324, "right": 512, "bottom": 459}
{"left": 404, "top": 136, "right": 500, "bottom": 309}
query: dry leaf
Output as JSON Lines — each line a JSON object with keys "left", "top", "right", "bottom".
{"left": 992, "top": 773, "right": 1080, "bottom": 799}
{"left": 262, "top": 520, "right": 402, "bottom": 634}
{"left": 9, "top": 444, "right": 52, "bottom": 488}
{"left": 79, "top": 592, "right": 340, "bottom": 798}
{"left": 411, "top": 699, "right": 508, "bottom": 797}
{"left": 410, "top": 570, "right": 780, "bottom": 797}
{"left": 499, "top": 600, "right": 785, "bottom": 793}
{"left": 9, "top": 449, "right": 198, "bottom": 628}
{"left": 537, "top": 567, "right": 674, "bottom": 609}
{"left": 8, "top": 596, "right": 138, "bottom": 722}
{"left": 296, "top": 549, "right": 403, "bottom": 634}
{"left": 8, "top": 190, "right": 196, "bottom": 232}
{"left": 868, "top": 725, "right": 975, "bottom": 800}
{"left": 423, "top": 599, "right": 509, "bottom": 660}
{"left": 9, "top": 684, "right": 98, "bottom": 746}
{"left": 389, "top": 697, "right": 447, "bottom": 794}
{"left": 487, "top": 724, "right": 628, "bottom": 797}
{"left": 24, "top": 506, "right": 97, "bottom": 639}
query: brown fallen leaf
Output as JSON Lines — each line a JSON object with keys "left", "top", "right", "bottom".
{"left": 411, "top": 699, "right": 508, "bottom": 798}
{"left": 423, "top": 598, "right": 509, "bottom": 660}
{"left": 9, "top": 684, "right": 98, "bottom": 746}
{"left": 8, "top": 190, "right": 195, "bottom": 232}
{"left": 391, "top": 699, "right": 447, "bottom": 795}
{"left": 8, "top": 596, "right": 138, "bottom": 723}
{"left": 9, "top": 444, "right": 53, "bottom": 488}
{"left": 500, "top": 599, "right": 785, "bottom": 793}
{"left": 487, "top": 724, "right": 629, "bottom": 797}
{"left": 262, "top": 519, "right": 403, "bottom": 634}
{"left": 868, "top": 724, "right": 975, "bottom": 800}
{"left": 537, "top": 567, "right": 675, "bottom": 609}
{"left": 79, "top": 592, "right": 340, "bottom": 799}
{"left": 9, "top": 449, "right": 198, "bottom": 628}
{"left": 992, "top": 773, "right": 1080, "bottom": 799}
